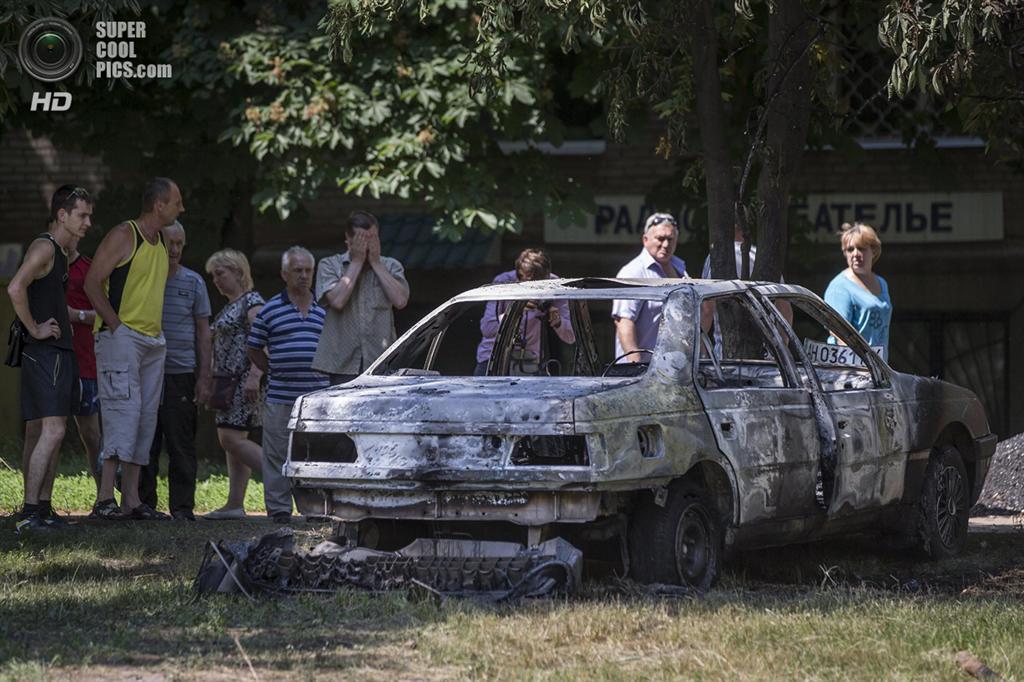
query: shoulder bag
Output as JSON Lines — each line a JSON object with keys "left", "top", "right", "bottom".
{"left": 4, "top": 319, "right": 26, "bottom": 368}
{"left": 206, "top": 373, "right": 241, "bottom": 411}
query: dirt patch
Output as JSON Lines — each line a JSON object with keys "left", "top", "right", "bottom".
{"left": 960, "top": 567, "right": 1024, "bottom": 599}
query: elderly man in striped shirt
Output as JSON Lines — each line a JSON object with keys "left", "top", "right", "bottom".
{"left": 246, "top": 246, "right": 330, "bottom": 523}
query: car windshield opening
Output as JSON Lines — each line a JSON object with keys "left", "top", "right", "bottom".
{"left": 371, "top": 297, "right": 654, "bottom": 378}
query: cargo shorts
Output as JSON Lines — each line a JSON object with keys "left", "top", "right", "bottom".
{"left": 95, "top": 324, "right": 166, "bottom": 466}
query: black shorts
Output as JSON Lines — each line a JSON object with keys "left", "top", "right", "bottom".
{"left": 20, "top": 344, "right": 79, "bottom": 421}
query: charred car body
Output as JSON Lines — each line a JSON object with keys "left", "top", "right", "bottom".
{"left": 286, "top": 279, "right": 996, "bottom": 589}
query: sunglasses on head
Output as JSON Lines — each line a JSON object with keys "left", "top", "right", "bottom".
{"left": 57, "top": 185, "right": 90, "bottom": 202}
{"left": 644, "top": 213, "right": 678, "bottom": 231}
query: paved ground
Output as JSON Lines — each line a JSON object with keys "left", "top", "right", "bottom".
{"left": 970, "top": 514, "right": 1024, "bottom": 533}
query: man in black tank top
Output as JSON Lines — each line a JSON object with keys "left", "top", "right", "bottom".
{"left": 5, "top": 185, "right": 93, "bottom": 534}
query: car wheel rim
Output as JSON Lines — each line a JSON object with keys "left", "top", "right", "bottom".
{"left": 675, "top": 505, "right": 712, "bottom": 584}
{"left": 934, "top": 464, "right": 967, "bottom": 548}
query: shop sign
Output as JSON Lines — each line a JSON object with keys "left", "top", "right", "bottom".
{"left": 544, "top": 192, "right": 1003, "bottom": 245}
{"left": 544, "top": 195, "right": 698, "bottom": 244}
{"left": 795, "top": 192, "right": 1003, "bottom": 243}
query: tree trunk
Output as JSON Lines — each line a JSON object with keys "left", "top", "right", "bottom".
{"left": 688, "top": 0, "right": 736, "bottom": 283}
{"left": 752, "top": 0, "right": 814, "bottom": 284}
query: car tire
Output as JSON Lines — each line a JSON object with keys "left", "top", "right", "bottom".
{"left": 628, "top": 480, "right": 722, "bottom": 590}
{"left": 916, "top": 445, "right": 970, "bottom": 559}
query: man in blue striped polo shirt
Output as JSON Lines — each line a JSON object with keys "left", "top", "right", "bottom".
{"left": 246, "top": 246, "right": 329, "bottom": 522}
{"left": 140, "top": 221, "right": 212, "bottom": 521}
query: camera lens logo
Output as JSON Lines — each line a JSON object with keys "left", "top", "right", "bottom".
{"left": 18, "top": 18, "right": 84, "bottom": 83}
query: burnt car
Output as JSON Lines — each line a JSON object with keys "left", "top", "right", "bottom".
{"left": 285, "top": 278, "right": 996, "bottom": 589}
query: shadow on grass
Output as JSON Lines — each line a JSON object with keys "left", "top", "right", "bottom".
{"left": 0, "top": 587, "right": 440, "bottom": 674}
{"left": 2, "top": 513, "right": 1021, "bottom": 674}
{"left": 0, "top": 517, "right": 443, "bottom": 674}
{"left": 727, "top": 532, "right": 1023, "bottom": 594}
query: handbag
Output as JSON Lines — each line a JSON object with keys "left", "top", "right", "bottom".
{"left": 4, "top": 319, "right": 26, "bottom": 368}
{"left": 206, "top": 373, "right": 241, "bottom": 411}
{"left": 508, "top": 346, "right": 541, "bottom": 376}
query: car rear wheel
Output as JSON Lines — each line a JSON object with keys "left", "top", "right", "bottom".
{"left": 628, "top": 480, "right": 722, "bottom": 590}
{"left": 916, "top": 445, "right": 970, "bottom": 559}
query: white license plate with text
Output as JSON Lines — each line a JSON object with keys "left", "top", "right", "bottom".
{"left": 803, "top": 340, "right": 883, "bottom": 367}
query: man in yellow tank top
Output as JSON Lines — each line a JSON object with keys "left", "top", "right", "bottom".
{"left": 84, "top": 177, "right": 184, "bottom": 520}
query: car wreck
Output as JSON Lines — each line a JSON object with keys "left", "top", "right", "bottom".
{"left": 284, "top": 278, "right": 997, "bottom": 590}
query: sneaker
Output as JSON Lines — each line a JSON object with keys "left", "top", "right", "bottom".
{"left": 271, "top": 512, "right": 292, "bottom": 524}
{"left": 89, "top": 499, "right": 126, "bottom": 520}
{"left": 202, "top": 507, "right": 247, "bottom": 520}
{"left": 129, "top": 503, "right": 170, "bottom": 521}
{"left": 15, "top": 513, "right": 53, "bottom": 535}
{"left": 171, "top": 510, "right": 196, "bottom": 522}
{"left": 41, "top": 508, "right": 73, "bottom": 529}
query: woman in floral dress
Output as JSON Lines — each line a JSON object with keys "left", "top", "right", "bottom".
{"left": 203, "top": 249, "right": 265, "bottom": 519}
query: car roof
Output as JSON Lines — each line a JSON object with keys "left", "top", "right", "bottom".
{"left": 452, "top": 277, "right": 815, "bottom": 302}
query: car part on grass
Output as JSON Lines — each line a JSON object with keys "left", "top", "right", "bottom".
{"left": 194, "top": 528, "right": 583, "bottom": 602}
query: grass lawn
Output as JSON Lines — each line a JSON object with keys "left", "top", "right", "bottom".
{"left": 1, "top": 458, "right": 1023, "bottom": 679}
{"left": 0, "top": 448, "right": 266, "bottom": 516}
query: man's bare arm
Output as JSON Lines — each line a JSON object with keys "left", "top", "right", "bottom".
{"left": 370, "top": 261, "right": 409, "bottom": 310}
{"left": 246, "top": 346, "right": 269, "bottom": 373}
{"left": 6, "top": 239, "right": 60, "bottom": 340}
{"left": 614, "top": 317, "right": 643, "bottom": 361}
{"left": 323, "top": 259, "right": 363, "bottom": 311}
{"left": 242, "top": 305, "right": 265, "bottom": 403}
{"left": 367, "top": 233, "right": 408, "bottom": 309}
{"left": 67, "top": 305, "right": 97, "bottom": 327}
{"left": 84, "top": 223, "right": 134, "bottom": 331}
{"left": 322, "top": 232, "right": 366, "bottom": 312}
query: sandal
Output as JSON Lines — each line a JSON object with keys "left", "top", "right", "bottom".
{"left": 129, "top": 503, "right": 170, "bottom": 521}
{"left": 89, "top": 499, "right": 126, "bottom": 520}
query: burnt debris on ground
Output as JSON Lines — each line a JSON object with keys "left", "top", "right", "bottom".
{"left": 974, "top": 432, "right": 1024, "bottom": 515}
{"left": 194, "top": 527, "right": 582, "bottom": 602}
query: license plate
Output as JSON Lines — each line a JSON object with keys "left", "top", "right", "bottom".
{"left": 803, "top": 339, "right": 883, "bottom": 368}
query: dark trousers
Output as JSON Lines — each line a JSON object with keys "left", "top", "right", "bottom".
{"left": 140, "top": 373, "right": 198, "bottom": 513}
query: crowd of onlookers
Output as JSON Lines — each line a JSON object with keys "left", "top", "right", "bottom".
{"left": 5, "top": 180, "right": 891, "bottom": 534}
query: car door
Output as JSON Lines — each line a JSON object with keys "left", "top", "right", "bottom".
{"left": 764, "top": 293, "right": 904, "bottom": 517}
{"left": 693, "top": 292, "right": 824, "bottom": 524}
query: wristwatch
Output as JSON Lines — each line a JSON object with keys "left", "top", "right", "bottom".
{"left": 77, "top": 309, "right": 86, "bottom": 322}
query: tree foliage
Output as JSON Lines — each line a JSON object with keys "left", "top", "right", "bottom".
{"left": 335, "top": 0, "right": 864, "bottom": 281}
{"left": 6, "top": 0, "right": 1010, "bottom": 261}
{"left": 1, "top": 0, "right": 591, "bottom": 241}
{"left": 880, "top": 0, "right": 1024, "bottom": 162}
{"left": 229, "top": 0, "right": 591, "bottom": 237}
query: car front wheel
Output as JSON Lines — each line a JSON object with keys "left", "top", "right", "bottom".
{"left": 916, "top": 445, "right": 970, "bottom": 559}
{"left": 629, "top": 480, "right": 722, "bottom": 591}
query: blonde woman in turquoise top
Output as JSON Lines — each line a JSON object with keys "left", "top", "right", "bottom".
{"left": 824, "top": 222, "right": 892, "bottom": 360}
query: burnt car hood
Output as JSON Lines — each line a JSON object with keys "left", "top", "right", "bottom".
{"left": 293, "top": 375, "right": 636, "bottom": 433}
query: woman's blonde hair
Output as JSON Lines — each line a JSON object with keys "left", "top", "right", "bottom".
{"left": 840, "top": 222, "right": 882, "bottom": 264}
{"left": 205, "top": 248, "right": 254, "bottom": 291}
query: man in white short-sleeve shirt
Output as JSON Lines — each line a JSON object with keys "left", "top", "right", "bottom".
{"left": 611, "top": 212, "right": 687, "bottom": 363}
